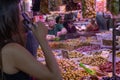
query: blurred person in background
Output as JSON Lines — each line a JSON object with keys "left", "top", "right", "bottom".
{"left": 63, "top": 21, "right": 79, "bottom": 39}
{"left": 22, "top": 0, "right": 40, "bottom": 57}
{"left": 20, "top": 0, "right": 39, "bottom": 57}
{"left": 46, "top": 16, "right": 67, "bottom": 40}
{"left": 0, "top": 0, "right": 62, "bottom": 80}
{"left": 55, "top": 16, "right": 67, "bottom": 36}
{"left": 96, "top": 10, "right": 107, "bottom": 30}
{"left": 63, "top": 12, "right": 77, "bottom": 32}
{"left": 63, "top": 12, "right": 80, "bottom": 39}
{"left": 63, "top": 21, "right": 77, "bottom": 34}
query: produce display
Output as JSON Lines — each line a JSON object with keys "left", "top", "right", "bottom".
{"left": 116, "top": 52, "right": 120, "bottom": 58}
{"left": 37, "top": 48, "right": 44, "bottom": 58}
{"left": 57, "top": 59, "right": 78, "bottom": 72}
{"left": 81, "top": 0, "right": 96, "bottom": 18}
{"left": 37, "top": 32, "right": 120, "bottom": 79}
{"left": 76, "top": 44, "right": 100, "bottom": 52}
{"left": 80, "top": 56, "right": 108, "bottom": 66}
{"left": 102, "top": 39, "right": 112, "bottom": 46}
{"left": 58, "top": 59, "right": 105, "bottom": 80}
{"left": 37, "top": 48, "right": 58, "bottom": 58}
{"left": 107, "top": 0, "right": 120, "bottom": 15}
{"left": 102, "top": 39, "right": 118, "bottom": 46}
{"left": 57, "top": 59, "right": 90, "bottom": 80}
{"left": 99, "top": 61, "right": 120, "bottom": 74}
{"left": 62, "top": 70, "right": 90, "bottom": 80}
{"left": 61, "top": 50, "right": 84, "bottom": 59}
{"left": 49, "top": 0, "right": 58, "bottom": 11}
{"left": 40, "top": 0, "right": 49, "bottom": 14}
{"left": 68, "top": 51, "right": 84, "bottom": 58}
{"left": 49, "top": 38, "right": 91, "bottom": 50}
{"left": 86, "top": 49, "right": 112, "bottom": 56}
{"left": 80, "top": 76, "right": 99, "bottom": 80}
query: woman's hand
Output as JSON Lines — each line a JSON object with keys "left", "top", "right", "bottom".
{"left": 57, "top": 31, "right": 61, "bottom": 37}
{"left": 57, "top": 28, "right": 67, "bottom": 37}
{"left": 31, "top": 21, "right": 48, "bottom": 40}
{"left": 31, "top": 22, "right": 62, "bottom": 80}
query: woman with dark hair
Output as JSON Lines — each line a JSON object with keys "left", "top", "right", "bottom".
{"left": 56, "top": 16, "right": 63, "bottom": 24}
{"left": 0, "top": 0, "right": 62, "bottom": 80}
{"left": 55, "top": 16, "right": 67, "bottom": 37}
{"left": 63, "top": 21, "right": 77, "bottom": 33}
{"left": 63, "top": 21, "right": 79, "bottom": 39}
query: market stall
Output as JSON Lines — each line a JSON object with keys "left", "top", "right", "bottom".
{"left": 36, "top": 30, "right": 120, "bottom": 80}
{"left": 21, "top": 0, "right": 120, "bottom": 80}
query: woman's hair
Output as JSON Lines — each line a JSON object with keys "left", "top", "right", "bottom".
{"left": 55, "top": 16, "right": 62, "bottom": 23}
{"left": 0, "top": 0, "right": 24, "bottom": 45}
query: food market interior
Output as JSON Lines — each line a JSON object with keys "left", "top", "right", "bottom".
{"left": 21, "top": 0, "right": 120, "bottom": 80}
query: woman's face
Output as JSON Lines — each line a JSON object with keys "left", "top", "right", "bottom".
{"left": 12, "top": 21, "right": 27, "bottom": 47}
{"left": 59, "top": 17, "right": 64, "bottom": 23}
{"left": 47, "top": 20, "right": 56, "bottom": 28}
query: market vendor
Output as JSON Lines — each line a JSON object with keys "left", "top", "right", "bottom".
{"left": 46, "top": 16, "right": 67, "bottom": 40}
{"left": 63, "top": 21, "right": 77, "bottom": 33}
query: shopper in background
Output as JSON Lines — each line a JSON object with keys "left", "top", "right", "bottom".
{"left": 0, "top": 0, "right": 62, "bottom": 80}
{"left": 21, "top": 11, "right": 39, "bottom": 58}
{"left": 63, "top": 12, "right": 77, "bottom": 33}
{"left": 55, "top": 16, "right": 67, "bottom": 37}
{"left": 63, "top": 20, "right": 79, "bottom": 39}
{"left": 96, "top": 11, "right": 107, "bottom": 30}
{"left": 46, "top": 16, "right": 67, "bottom": 40}
{"left": 20, "top": 0, "right": 39, "bottom": 57}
